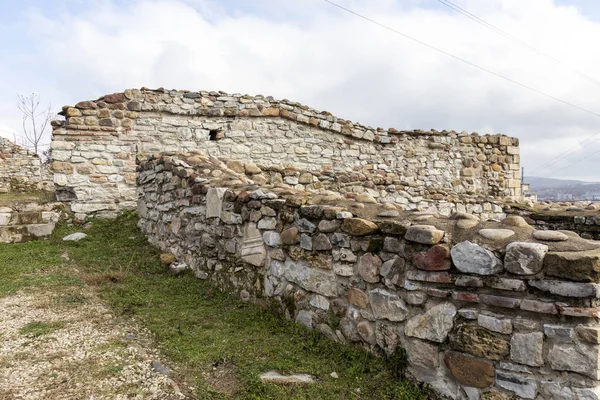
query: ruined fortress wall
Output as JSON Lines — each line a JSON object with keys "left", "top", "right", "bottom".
{"left": 0, "top": 137, "right": 52, "bottom": 193}
{"left": 137, "top": 153, "right": 600, "bottom": 400}
{"left": 51, "top": 88, "right": 521, "bottom": 218}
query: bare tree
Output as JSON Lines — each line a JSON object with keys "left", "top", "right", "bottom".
{"left": 17, "top": 93, "right": 54, "bottom": 155}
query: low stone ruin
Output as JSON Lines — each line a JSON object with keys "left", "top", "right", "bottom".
{"left": 137, "top": 151, "right": 600, "bottom": 400}
{"left": 0, "top": 137, "right": 51, "bottom": 193}
{"left": 0, "top": 137, "right": 59, "bottom": 242}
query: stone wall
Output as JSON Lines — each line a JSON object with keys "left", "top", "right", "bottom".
{"left": 51, "top": 88, "right": 521, "bottom": 219}
{"left": 511, "top": 208, "right": 600, "bottom": 241}
{"left": 0, "top": 137, "right": 52, "bottom": 193}
{"left": 137, "top": 152, "right": 600, "bottom": 400}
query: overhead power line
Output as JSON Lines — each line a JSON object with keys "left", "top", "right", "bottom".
{"left": 436, "top": 0, "right": 600, "bottom": 87}
{"left": 528, "top": 144, "right": 600, "bottom": 183}
{"left": 322, "top": 0, "right": 600, "bottom": 178}
{"left": 526, "top": 133, "right": 600, "bottom": 177}
{"left": 321, "top": 0, "right": 600, "bottom": 120}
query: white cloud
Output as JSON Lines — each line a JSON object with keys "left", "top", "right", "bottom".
{"left": 2, "top": 0, "right": 600, "bottom": 180}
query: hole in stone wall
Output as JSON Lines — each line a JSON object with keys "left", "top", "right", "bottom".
{"left": 209, "top": 130, "right": 220, "bottom": 141}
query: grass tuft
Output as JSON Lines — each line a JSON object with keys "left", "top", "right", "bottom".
{"left": 19, "top": 321, "right": 65, "bottom": 338}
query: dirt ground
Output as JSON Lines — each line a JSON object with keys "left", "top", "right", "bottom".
{"left": 0, "top": 288, "right": 192, "bottom": 400}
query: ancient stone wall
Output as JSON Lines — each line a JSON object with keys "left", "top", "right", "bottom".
{"left": 51, "top": 88, "right": 521, "bottom": 219}
{"left": 514, "top": 209, "right": 600, "bottom": 241}
{"left": 0, "top": 137, "right": 52, "bottom": 193}
{"left": 137, "top": 152, "right": 600, "bottom": 400}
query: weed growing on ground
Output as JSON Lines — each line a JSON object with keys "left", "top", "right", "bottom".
{"left": 19, "top": 321, "right": 65, "bottom": 338}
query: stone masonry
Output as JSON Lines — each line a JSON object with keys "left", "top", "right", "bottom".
{"left": 137, "top": 151, "right": 600, "bottom": 400}
{"left": 51, "top": 88, "right": 521, "bottom": 220}
{"left": 0, "top": 137, "right": 51, "bottom": 193}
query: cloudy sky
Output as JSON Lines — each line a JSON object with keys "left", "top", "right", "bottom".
{"left": 1, "top": 0, "right": 600, "bottom": 181}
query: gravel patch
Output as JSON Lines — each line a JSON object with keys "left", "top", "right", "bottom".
{"left": 0, "top": 290, "right": 190, "bottom": 400}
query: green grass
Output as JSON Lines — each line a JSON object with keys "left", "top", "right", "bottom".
{"left": 19, "top": 321, "right": 65, "bottom": 338}
{"left": 0, "top": 213, "right": 427, "bottom": 399}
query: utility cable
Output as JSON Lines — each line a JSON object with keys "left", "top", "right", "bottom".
{"left": 322, "top": 0, "right": 600, "bottom": 178}
{"left": 321, "top": 0, "right": 600, "bottom": 120}
{"left": 436, "top": 0, "right": 600, "bottom": 87}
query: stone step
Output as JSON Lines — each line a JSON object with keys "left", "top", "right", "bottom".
{"left": 0, "top": 223, "right": 56, "bottom": 243}
{"left": 0, "top": 211, "right": 59, "bottom": 227}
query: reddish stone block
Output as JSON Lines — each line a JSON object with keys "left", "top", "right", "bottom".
{"left": 413, "top": 244, "right": 451, "bottom": 271}
{"left": 452, "top": 291, "right": 480, "bottom": 303}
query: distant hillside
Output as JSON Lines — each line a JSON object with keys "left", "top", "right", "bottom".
{"left": 527, "top": 177, "right": 600, "bottom": 200}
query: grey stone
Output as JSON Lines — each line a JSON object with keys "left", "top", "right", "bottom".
{"left": 332, "top": 263, "right": 354, "bottom": 276}
{"left": 313, "top": 233, "right": 332, "bottom": 251}
{"left": 403, "top": 291, "right": 427, "bottom": 305}
{"left": 478, "top": 314, "right": 512, "bottom": 334}
{"left": 257, "top": 217, "right": 277, "bottom": 230}
{"left": 357, "top": 320, "right": 376, "bottom": 344}
{"left": 543, "top": 325, "right": 574, "bottom": 343}
{"left": 576, "top": 325, "right": 600, "bottom": 344}
{"left": 504, "top": 242, "right": 548, "bottom": 275}
{"left": 150, "top": 360, "right": 169, "bottom": 376}
{"left": 318, "top": 219, "right": 340, "bottom": 233}
{"left": 295, "top": 310, "right": 314, "bottom": 329}
{"left": 339, "top": 318, "right": 359, "bottom": 342}
{"left": 297, "top": 218, "right": 316, "bottom": 233}
{"left": 533, "top": 230, "right": 569, "bottom": 242}
{"left": 357, "top": 253, "right": 381, "bottom": 283}
{"left": 478, "top": 228, "right": 515, "bottom": 240}
{"left": 333, "top": 248, "right": 357, "bottom": 263}
{"left": 457, "top": 219, "right": 479, "bottom": 229}
{"left": 263, "top": 231, "right": 281, "bottom": 247}
{"left": 240, "top": 223, "right": 267, "bottom": 266}
{"left": 451, "top": 241, "right": 503, "bottom": 275}
{"left": 283, "top": 260, "right": 338, "bottom": 297}
{"left": 260, "top": 371, "right": 315, "bottom": 385}
{"left": 405, "top": 338, "right": 439, "bottom": 368}
{"left": 463, "top": 387, "right": 480, "bottom": 400}
{"left": 382, "top": 236, "right": 402, "bottom": 252}
{"left": 574, "top": 387, "right": 600, "bottom": 400}
{"left": 485, "top": 277, "right": 526, "bottom": 291}
{"left": 405, "top": 225, "right": 444, "bottom": 244}
{"left": 457, "top": 308, "right": 478, "bottom": 320}
{"left": 539, "top": 381, "right": 573, "bottom": 400}
{"left": 368, "top": 288, "right": 409, "bottom": 322}
{"left": 63, "top": 232, "right": 87, "bottom": 241}
{"left": 316, "top": 323, "right": 338, "bottom": 341}
{"left": 495, "top": 371, "right": 537, "bottom": 399}
{"left": 331, "top": 233, "right": 350, "bottom": 247}
{"left": 405, "top": 302, "right": 456, "bottom": 343}
{"left": 309, "top": 294, "right": 330, "bottom": 310}
{"left": 529, "top": 280, "right": 600, "bottom": 298}
{"left": 299, "top": 234, "right": 313, "bottom": 250}
{"left": 547, "top": 342, "right": 600, "bottom": 380}
{"left": 377, "top": 210, "right": 400, "bottom": 218}
{"left": 510, "top": 332, "right": 544, "bottom": 366}
{"left": 206, "top": 187, "right": 227, "bottom": 218}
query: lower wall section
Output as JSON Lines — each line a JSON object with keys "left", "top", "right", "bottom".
{"left": 138, "top": 153, "right": 600, "bottom": 400}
